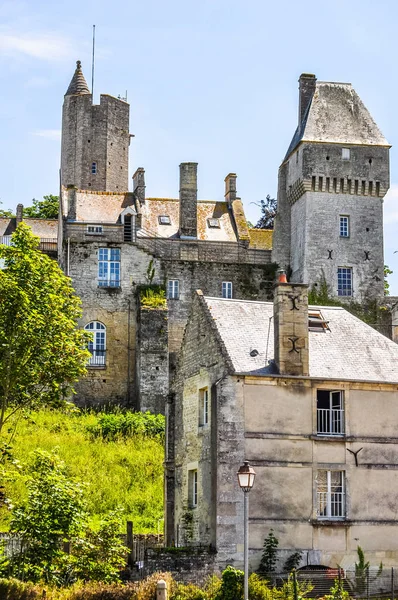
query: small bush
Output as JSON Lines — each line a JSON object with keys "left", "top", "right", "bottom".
{"left": 134, "top": 572, "right": 176, "bottom": 600}
{"left": 139, "top": 286, "right": 166, "bottom": 309}
{"left": 87, "top": 411, "right": 165, "bottom": 441}
{"left": 0, "top": 578, "right": 42, "bottom": 600}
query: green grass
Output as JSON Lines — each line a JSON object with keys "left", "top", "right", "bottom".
{"left": 0, "top": 409, "right": 165, "bottom": 533}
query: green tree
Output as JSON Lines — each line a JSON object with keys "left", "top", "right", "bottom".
{"left": 0, "top": 224, "right": 90, "bottom": 438}
{"left": 71, "top": 510, "right": 128, "bottom": 583}
{"left": 0, "top": 450, "right": 86, "bottom": 583}
{"left": 254, "top": 195, "right": 277, "bottom": 229}
{"left": 0, "top": 201, "right": 14, "bottom": 218}
{"left": 23, "top": 195, "right": 59, "bottom": 219}
{"left": 384, "top": 264, "right": 393, "bottom": 296}
{"left": 258, "top": 529, "right": 279, "bottom": 576}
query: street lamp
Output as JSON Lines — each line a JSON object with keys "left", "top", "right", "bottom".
{"left": 237, "top": 461, "right": 256, "bottom": 600}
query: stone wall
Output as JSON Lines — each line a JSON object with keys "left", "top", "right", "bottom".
{"left": 144, "top": 548, "right": 218, "bottom": 584}
{"left": 136, "top": 303, "right": 169, "bottom": 414}
{"left": 61, "top": 93, "right": 129, "bottom": 192}
{"left": 67, "top": 237, "right": 276, "bottom": 410}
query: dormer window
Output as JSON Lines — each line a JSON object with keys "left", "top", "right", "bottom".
{"left": 308, "top": 310, "right": 329, "bottom": 332}
{"left": 342, "top": 148, "right": 350, "bottom": 160}
{"left": 207, "top": 218, "right": 220, "bottom": 228}
{"left": 87, "top": 225, "right": 103, "bottom": 234}
{"left": 91, "top": 162, "right": 97, "bottom": 174}
{"left": 159, "top": 215, "right": 171, "bottom": 225}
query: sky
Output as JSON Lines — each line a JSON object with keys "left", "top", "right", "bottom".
{"left": 1, "top": 0, "right": 398, "bottom": 291}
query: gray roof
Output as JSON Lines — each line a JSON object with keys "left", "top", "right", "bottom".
{"left": 285, "top": 81, "right": 389, "bottom": 161}
{"left": 202, "top": 296, "right": 398, "bottom": 383}
{"left": 66, "top": 61, "right": 90, "bottom": 96}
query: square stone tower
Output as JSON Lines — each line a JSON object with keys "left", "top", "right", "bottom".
{"left": 61, "top": 61, "right": 130, "bottom": 192}
{"left": 272, "top": 74, "right": 390, "bottom": 302}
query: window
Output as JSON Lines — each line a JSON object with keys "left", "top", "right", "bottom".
{"left": 342, "top": 148, "right": 350, "bottom": 160}
{"left": 207, "top": 218, "right": 220, "bottom": 228}
{"left": 87, "top": 225, "right": 103, "bottom": 234}
{"left": 188, "top": 469, "right": 198, "bottom": 508}
{"left": 168, "top": 279, "right": 179, "bottom": 299}
{"left": 317, "top": 471, "right": 345, "bottom": 519}
{"left": 199, "top": 388, "right": 209, "bottom": 426}
{"left": 339, "top": 216, "right": 349, "bottom": 237}
{"left": 98, "top": 248, "right": 121, "bottom": 287}
{"left": 91, "top": 162, "right": 97, "bottom": 174}
{"left": 222, "top": 281, "right": 233, "bottom": 299}
{"left": 84, "top": 321, "right": 106, "bottom": 366}
{"left": 159, "top": 215, "right": 171, "bottom": 225}
{"left": 337, "top": 267, "right": 352, "bottom": 297}
{"left": 308, "top": 310, "right": 329, "bottom": 332}
{"left": 317, "top": 390, "right": 344, "bottom": 435}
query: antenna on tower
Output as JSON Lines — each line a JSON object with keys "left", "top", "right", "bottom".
{"left": 91, "top": 24, "right": 96, "bottom": 103}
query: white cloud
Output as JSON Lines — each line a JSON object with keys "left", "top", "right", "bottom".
{"left": 33, "top": 129, "right": 61, "bottom": 141}
{"left": 0, "top": 31, "right": 73, "bottom": 61}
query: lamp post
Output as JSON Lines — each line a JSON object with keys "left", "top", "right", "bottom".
{"left": 237, "top": 460, "right": 256, "bottom": 600}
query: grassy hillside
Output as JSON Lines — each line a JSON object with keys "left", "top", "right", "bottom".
{"left": 0, "top": 409, "right": 165, "bottom": 533}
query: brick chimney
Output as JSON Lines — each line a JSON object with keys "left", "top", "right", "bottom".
{"left": 133, "top": 168, "right": 145, "bottom": 206}
{"left": 224, "top": 173, "right": 237, "bottom": 205}
{"left": 298, "top": 73, "right": 316, "bottom": 125}
{"left": 179, "top": 162, "right": 198, "bottom": 238}
{"left": 16, "top": 203, "right": 23, "bottom": 224}
{"left": 273, "top": 270, "right": 309, "bottom": 376}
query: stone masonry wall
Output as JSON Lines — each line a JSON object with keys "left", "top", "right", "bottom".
{"left": 68, "top": 236, "right": 276, "bottom": 410}
{"left": 169, "top": 293, "right": 247, "bottom": 569}
{"left": 61, "top": 94, "right": 129, "bottom": 192}
{"left": 136, "top": 304, "right": 169, "bottom": 414}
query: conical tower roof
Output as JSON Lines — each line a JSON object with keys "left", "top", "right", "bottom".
{"left": 65, "top": 60, "right": 90, "bottom": 96}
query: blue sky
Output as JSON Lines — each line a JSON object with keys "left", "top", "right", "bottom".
{"left": 1, "top": 0, "right": 398, "bottom": 292}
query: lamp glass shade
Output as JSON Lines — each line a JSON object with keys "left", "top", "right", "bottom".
{"left": 237, "top": 461, "right": 256, "bottom": 492}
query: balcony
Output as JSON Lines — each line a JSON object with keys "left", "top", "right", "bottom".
{"left": 317, "top": 408, "right": 344, "bottom": 436}
{"left": 87, "top": 350, "right": 106, "bottom": 368}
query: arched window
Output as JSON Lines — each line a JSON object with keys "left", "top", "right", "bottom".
{"left": 85, "top": 321, "right": 106, "bottom": 366}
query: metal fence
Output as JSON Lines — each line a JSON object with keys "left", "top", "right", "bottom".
{"left": 255, "top": 568, "right": 397, "bottom": 599}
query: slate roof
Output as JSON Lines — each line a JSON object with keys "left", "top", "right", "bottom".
{"left": 284, "top": 81, "right": 389, "bottom": 161}
{"left": 65, "top": 61, "right": 90, "bottom": 96}
{"left": 202, "top": 296, "right": 398, "bottom": 383}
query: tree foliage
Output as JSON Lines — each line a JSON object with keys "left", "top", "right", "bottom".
{"left": 0, "top": 202, "right": 14, "bottom": 218}
{"left": 254, "top": 195, "right": 277, "bottom": 230}
{"left": 0, "top": 224, "right": 90, "bottom": 437}
{"left": 23, "top": 195, "right": 59, "bottom": 219}
{"left": 1, "top": 450, "right": 86, "bottom": 583}
{"left": 258, "top": 529, "right": 279, "bottom": 576}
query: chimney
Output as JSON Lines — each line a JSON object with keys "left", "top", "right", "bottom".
{"left": 298, "top": 73, "right": 316, "bottom": 125}
{"left": 273, "top": 270, "right": 309, "bottom": 376}
{"left": 179, "top": 162, "right": 198, "bottom": 238}
{"left": 133, "top": 168, "right": 146, "bottom": 205}
{"left": 224, "top": 173, "right": 237, "bottom": 205}
{"left": 16, "top": 204, "right": 23, "bottom": 224}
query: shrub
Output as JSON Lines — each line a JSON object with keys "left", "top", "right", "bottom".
{"left": 214, "top": 565, "right": 244, "bottom": 600}
{"left": 139, "top": 286, "right": 166, "bottom": 309}
{"left": 258, "top": 530, "right": 279, "bottom": 576}
{"left": 0, "top": 578, "right": 42, "bottom": 600}
{"left": 248, "top": 573, "right": 272, "bottom": 600}
{"left": 87, "top": 411, "right": 165, "bottom": 442}
{"left": 134, "top": 572, "right": 176, "bottom": 600}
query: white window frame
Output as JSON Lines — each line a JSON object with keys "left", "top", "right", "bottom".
{"left": 168, "top": 279, "right": 179, "bottom": 299}
{"left": 91, "top": 162, "right": 97, "bottom": 174}
{"left": 222, "top": 281, "right": 233, "bottom": 299}
{"left": 87, "top": 225, "right": 103, "bottom": 234}
{"left": 188, "top": 469, "right": 198, "bottom": 508}
{"left": 317, "top": 470, "right": 345, "bottom": 519}
{"left": 342, "top": 148, "right": 350, "bottom": 160}
{"left": 337, "top": 267, "right": 352, "bottom": 297}
{"left": 84, "top": 321, "right": 106, "bottom": 367}
{"left": 339, "top": 216, "right": 349, "bottom": 238}
{"left": 98, "top": 248, "right": 121, "bottom": 288}
{"left": 199, "top": 388, "right": 209, "bottom": 427}
{"left": 317, "top": 390, "right": 344, "bottom": 435}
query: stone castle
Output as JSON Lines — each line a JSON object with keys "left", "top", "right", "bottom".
{"left": 59, "top": 64, "right": 390, "bottom": 411}
{"left": 2, "top": 63, "right": 389, "bottom": 412}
